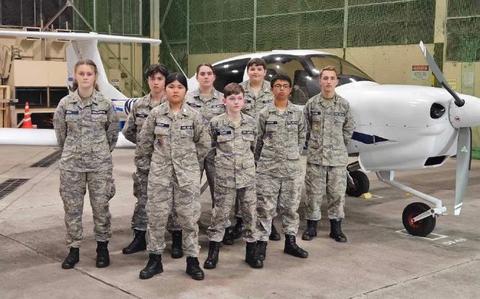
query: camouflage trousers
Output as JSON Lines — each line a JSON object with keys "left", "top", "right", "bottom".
{"left": 200, "top": 149, "right": 216, "bottom": 206}
{"left": 59, "top": 169, "right": 115, "bottom": 248}
{"left": 207, "top": 184, "right": 257, "bottom": 243}
{"left": 257, "top": 174, "right": 302, "bottom": 241}
{"left": 304, "top": 164, "right": 346, "bottom": 220}
{"left": 131, "top": 169, "right": 180, "bottom": 232}
{"left": 146, "top": 174, "right": 201, "bottom": 257}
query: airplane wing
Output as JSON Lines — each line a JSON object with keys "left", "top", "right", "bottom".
{"left": 0, "top": 128, "right": 135, "bottom": 148}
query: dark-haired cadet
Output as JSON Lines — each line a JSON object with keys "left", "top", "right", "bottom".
{"left": 122, "top": 64, "right": 183, "bottom": 258}
{"left": 255, "top": 73, "right": 308, "bottom": 261}
{"left": 186, "top": 64, "right": 224, "bottom": 206}
{"left": 136, "top": 73, "right": 210, "bottom": 281}
{"left": 203, "top": 83, "right": 263, "bottom": 270}
{"left": 54, "top": 59, "right": 119, "bottom": 269}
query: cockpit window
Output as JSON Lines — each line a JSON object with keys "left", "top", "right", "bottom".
{"left": 308, "top": 55, "right": 374, "bottom": 85}
{"left": 213, "top": 58, "right": 250, "bottom": 92}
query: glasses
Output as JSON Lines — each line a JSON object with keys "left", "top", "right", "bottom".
{"left": 273, "top": 84, "right": 290, "bottom": 89}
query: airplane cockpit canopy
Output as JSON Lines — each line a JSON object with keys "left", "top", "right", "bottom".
{"left": 212, "top": 53, "right": 374, "bottom": 105}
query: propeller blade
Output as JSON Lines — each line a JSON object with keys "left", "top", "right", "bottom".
{"left": 454, "top": 127, "right": 471, "bottom": 215}
{"left": 418, "top": 41, "right": 465, "bottom": 107}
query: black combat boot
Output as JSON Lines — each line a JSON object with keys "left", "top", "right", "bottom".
{"left": 284, "top": 235, "right": 308, "bottom": 258}
{"left": 186, "top": 256, "right": 205, "bottom": 280}
{"left": 139, "top": 253, "right": 163, "bottom": 279}
{"left": 329, "top": 219, "right": 347, "bottom": 243}
{"left": 171, "top": 230, "right": 183, "bottom": 259}
{"left": 96, "top": 241, "right": 110, "bottom": 268}
{"left": 203, "top": 241, "right": 220, "bottom": 269}
{"left": 256, "top": 241, "right": 267, "bottom": 261}
{"left": 269, "top": 223, "right": 281, "bottom": 241}
{"left": 233, "top": 217, "right": 244, "bottom": 239}
{"left": 122, "top": 229, "right": 146, "bottom": 254}
{"left": 222, "top": 226, "right": 234, "bottom": 245}
{"left": 302, "top": 220, "right": 318, "bottom": 241}
{"left": 245, "top": 242, "right": 263, "bottom": 269}
{"left": 61, "top": 247, "right": 79, "bottom": 269}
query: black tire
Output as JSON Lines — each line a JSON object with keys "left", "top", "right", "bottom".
{"left": 346, "top": 170, "right": 370, "bottom": 197}
{"left": 402, "top": 202, "right": 436, "bottom": 237}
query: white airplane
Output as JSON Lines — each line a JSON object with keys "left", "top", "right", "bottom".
{"left": 1, "top": 30, "right": 479, "bottom": 236}
{"left": 0, "top": 30, "right": 161, "bottom": 148}
{"left": 188, "top": 46, "right": 480, "bottom": 237}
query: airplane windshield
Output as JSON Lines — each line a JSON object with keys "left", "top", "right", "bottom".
{"left": 307, "top": 55, "right": 374, "bottom": 85}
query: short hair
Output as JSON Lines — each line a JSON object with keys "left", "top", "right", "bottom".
{"left": 165, "top": 72, "right": 188, "bottom": 90}
{"left": 223, "top": 83, "right": 244, "bottom": 97}
{"left": 319, "top": 65, "right": 338, "bottom": 78}
{"left": 270, "top": 73, "right": 292, "bottom": 88}
{"left": 196, "top": 63, "right": 215, "bottom": 75}
{"left": 145, "top": 64, "right": 169, "bottom": 79}
{"left": 247, "top": 57, "right": 267, "bottom": 70}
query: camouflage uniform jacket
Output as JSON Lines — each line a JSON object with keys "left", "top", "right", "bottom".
{"left": 53, "top": 90, "right": 119, "bottom": 172}
{"left": 135, "top": 102, "right": 210, "bottom": 186}
{"left": 122, "top": 93, "right": 165, "bottom": 144}
{"left": 209, "top": 112, "right": 257, "bottom": 189}
{"left": 240, "top": 80, "right": 273, "bottom": 118}
{"left": 185, "top": 88, "right": 225, "bottom": 125}
{"left": 303, "top": 93, "right": 355, "bottom": 166}
{"left": 255, "top": 102, "right": 306, "bottom": 178}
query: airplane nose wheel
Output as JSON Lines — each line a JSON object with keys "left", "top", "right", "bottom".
{"left": 346, "top": 170, "right": 370, "bottom": 197}
{"left": 402, "top": 202, "right": 436, "bottom": 237}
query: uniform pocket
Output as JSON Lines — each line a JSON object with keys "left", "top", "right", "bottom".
{"left": 217, "top": 133, "right": 234, "bottom": 143}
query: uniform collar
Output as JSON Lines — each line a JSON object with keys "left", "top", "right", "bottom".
{"left": 319, "top": 93, "right": 338, "bottom": 108}
{"left": 159, "top": 102, "right": 191, "bottom": 118}
{"left": 243, "top": 80, "right": 271, "bottom": 96}
{"left": 72, "top": 90, "right": 99, "bottom": 108}
{"left": 192, "top": 88, "right": 222, "bottom": 102}
{"left": 223, "top": 112, "right": 248, "bottom": 128}
{"left": 267, "top": 100, "right": 294, "bottom": 114}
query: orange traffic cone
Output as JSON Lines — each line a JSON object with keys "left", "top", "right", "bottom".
{"left": 21, "top": 101, "right": 33, "bottom": 128}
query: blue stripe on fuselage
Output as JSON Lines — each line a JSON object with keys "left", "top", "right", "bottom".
{"left": 352, "top": 131, "right": 389, "bottom": 144}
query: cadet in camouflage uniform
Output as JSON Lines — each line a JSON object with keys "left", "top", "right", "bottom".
{"left": 186, "top": 63, "right": 224, "bottom": 206}
{"left": 302, "top": 66, "right": 355, "bottom": 243}
{"left": 203, "top": 83, "right": 263, "bottom": 270}
{"left": 255, "top": 74, "right": 308, "bottom": 261}
{"left": 53, "top": 59, "right": 119, "bottom": 270}
{"left": 121, "top": 64, "right": 183, "bottom": 258}
{"left": 228, "top": 58, "right": 280, "bottom": 243}
{"left": 136, "top": 73, "right": 209, "bottom": 281}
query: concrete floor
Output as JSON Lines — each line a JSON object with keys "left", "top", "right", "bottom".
{"left": 0, "top": 145, "right": 479, "bottom": 299}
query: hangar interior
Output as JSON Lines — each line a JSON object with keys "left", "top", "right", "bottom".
{"left": 0, "top": 0, "right": 479, "bottom": 157}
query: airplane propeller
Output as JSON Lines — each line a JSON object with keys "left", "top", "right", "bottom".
{"left": 419, "top": 41, "right": 471, "bottom": 215}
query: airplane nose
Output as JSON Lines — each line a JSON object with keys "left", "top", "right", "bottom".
{"left": 449, "top": 94, "right": 480, "bottom": 128}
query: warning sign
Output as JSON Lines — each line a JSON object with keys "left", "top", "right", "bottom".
{"left": 411, "top": 65, "right": 430, "bottom": 80}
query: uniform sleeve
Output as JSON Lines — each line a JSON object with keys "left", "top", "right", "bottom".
{"left": 303, "top": 100, "right": 312, "bottom": 146}
{"left": 194, "top": 114, "right": 211, "bottom": 163}
{"left": 254, "top": 112, "right": 266, "bottom": 161}
{"left": 297, "top": 109, "right": 307, "bottom": 154}
{"left": 135, "top": 112, "right": 156, "bottom": 173}
{"left": 106, "top": 103, "right": 119, "bottom": 151}
{"left": 53, "top": 99, "right": 67, "bottom": 148}
{"left": 343, "top": 102, "right": 355, "bottom": 146}
{"left": 122, "top": 105, "right": 137, "bottom": 144}
{"left": 209, "top": 119, "right": 218, "bottom": 149}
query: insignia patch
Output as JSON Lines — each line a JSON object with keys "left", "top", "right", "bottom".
{"left": 66, "top": 110, "right": 79, "bottom": 115}
{"left": 266, "top": 121, "right": 278, "bottom": 125}
{"left": 286, "top": 120, "right": 298, "bottom": 125}
{"left": 135, "top": 113, "right": 148, "bottom": 118}
{"left": 181, "top": 125, "right": 194, "bottom": 130}
{"left": 311, "top": 111, "right": 321, "bottom": 115}
{"left": 217, "top": 129, "right": 232, "bottom": 135}
{"left": 334, "top": 112, "right": 345, "bottom": 117}
{"left": 156, "top": 123, "right": 170, "bottom": 128}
